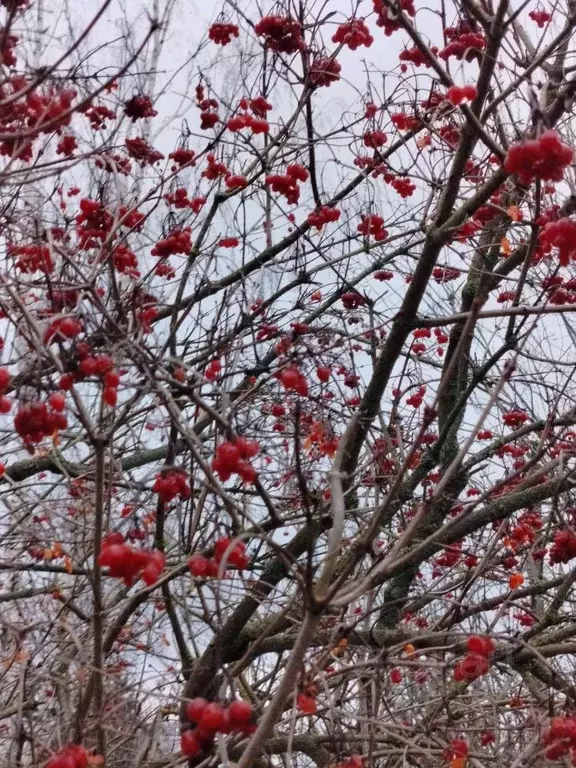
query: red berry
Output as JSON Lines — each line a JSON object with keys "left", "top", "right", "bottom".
{"left": 227, "top": 700, "right": 254, "bottom": 726}
{"left": 198, "top": 702, "right": 226, "bottom": 732}
{"left": 185, "top": 697, "right": 209, "bottom": 723}
{"left": 180, "top": 730, "right": 202, "bottom": 758}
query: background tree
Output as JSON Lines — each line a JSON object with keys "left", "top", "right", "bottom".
{"left": 4, "top": 0, "right": 576, "bottom": 766}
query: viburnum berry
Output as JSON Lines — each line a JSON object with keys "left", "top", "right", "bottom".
{"left": 125, "top": 136, "right": 164, "bottom": 165}
{"left": 205, "top": 359, "right": 222, "bottom": 381}
{"left": 219, "top": 236, "right": 239, "bottom": 248}
{"left": 14, "top": 400, "right": 67, "bottom": 447}
{"left": 208, "top": 22, "right": 240, "bottom": 45}
{"left": 391, "top": 112, "right": 420, "bottom": 131}
{"left": 227, "top": 699, "right": 254, "bottom": 726}
{"left": 307, "top": 205, "right": 341, "bottom": 230}
{"left": 98, "top": 534, "right": 165, "bottom": 587}
{"left": 214, "top": 536, "right": 250, "bottom": 569}
{"left": 275, "top": 365, "right": 309, "bottom": 397}
{"left": 439, "top": 22, "right": 486, "bottom": 61}
{"left": 187, "top": 553, "right": 218, "bottom": 578}
{"left": 332, "top": 19, "right": 373, "bottom": 49}
{"left": 250, "top": 96, "right": 272, "bottom": 117}
{"left": 389, "top": 668, "right": 402, "bottom": 684}
{"left": 373, "top": 0, "right": 415, "bottom": 36}
{"left": 358, "top": 214, "right": 388, "bottom": 241}
{"left": 168, "top": 147, "right": 196, "bottom": 168}
{"left": 399, "top": 45, "right": 437, "bottom": 67}
{"left": 550, "top": 528, "right": 576, "bottom": 564}
{"left": 213, "top": 437, "right": 259, "bottom": 483}
{"left": 502, "top": 410, "right": 528, "bottom": 428}
{"left": 153, "top": 468, "right": 191, "bottom": 503}
{"left": 46, "top": 744, "right": 90, "bottom": 768}
{"left": 124, "top": 94, "right": 157, "bottom": 121}
{"left": 453, "top": 652, "right": 490, "bottom": 682}
{"left": 447, "top": 84, "right": 477, "bottom": 105}
{"left": 504, "top": 130, "right": 573, "bottom": 185}
{"left": 254, "top": 15, "right": 305, "bottom": 53}
{"left": 466, "top": 635, "right": 495, "bottom": 657}
{"left": 341, "top": 291, "right": 366, "bottom": 310}
{"left": 529, "top": 8, "right": 552, "bottom": 26}
{"left": 444, "top": 739, "right": 469, "bottom": 761}
{"left": 151, "top": 227, "right": 192, "bottom": 257}
{"left": 539, "top": 218, "right": 576, "bottom": 266}
{"left": 363, "top": 129, "right": 387, "bottom": 148}
{"left": 309, "top": 56, "right": 341, "bottom": 88}
{"left": 180, "top": 730, "right": 202, "bottom": 758}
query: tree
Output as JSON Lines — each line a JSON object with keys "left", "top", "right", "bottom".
{"left": 4, "top": 0, "right": 576, "bottom": 765}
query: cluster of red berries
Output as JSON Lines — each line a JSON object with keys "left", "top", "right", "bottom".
{"left": 541, "top": 716, "right": 576, "bottom": 760}
{"left": 212, "top": 437, "right": 259, "bottom": 483}
{"left": 406, "top": 385, "right": 425, "bottom": 408}
{"left": 151, "top": 227, "right": 192, "bottom": 258}
{"left": 168, "top": 147, "right": 196, "bottom": 167}
{"left": 75, "top": 198, "right": 113, "bottom": 249}
{"left": 358, "top": 213, "right": 388, "bottom": 240}
{"left": 332, "top": 19, "right": 373, "bottom": 49}
{"left": 227, "top": 112, "right": 269, "bottom": 134}
{"left": 0, "top": 29, "right": 18, "bottom": 67}
{"left": 539, "top": 218, "right": 576, "bottom": 266}
{"left": 111, "top": 245, "right": 139, "bottom": 275}
{"left": 248, "top": 95, "right": 273, "bottom": 118}
{"left": 266, "top": 163, "right": 309, "bottom": 204}
{"left": 529, "top": 8, "right": 552, "bottom": 26}
{"left": 433, "top": 266, "right": 460, "bottom": 282}
{"left": 254, "top": 15, "right": 305, "bottom": 53}
{"left": 8, "top": 242, "right": 54, "bottom": 273}
{"left": 14, "top": 400, "right": 68, "bottom": 447}
{"left": 208, "top": 22, "right": 240, "bottom": 45}
{"left": 56, "top": 134, "right": 77, "bottom": 156}
{"left": 363, "top": 129, "right": 387, "bottom": 148}
{"left": 219, "top": 237, "right": 239, "bottom": 248}
{"left": 181, "top": 698, "right": 256, "bottom": 758}
{"left": 502, "top": 410, "right": 529, "bottom": 428}
{"left": 453, "top": 635, "right": 494, "bottom": 682}
{"left": 205, "top": 359, "right": 222, "bottom": 381}
{"left": 276, "top": 365, "right": 309, "bottom": 397}
{"left": 389, "top": 176, "right": 416, "bottom": 198}
{"left": 124, "top": 94, "right": 157, "bottom": 121}
{"left": 439, "top": 22, "right": 486, "bottom": 61}
{"left": 187, "top": 537, "right": 250, "bottom": 577}
{"left": 165, "top": 188, "right": 192, "bottom": 209}
{"left": 44, "top": 316, "right": 82, "bottom": 345}
{"left": 307, "top": 205, "right": 341, "bottom": 230}
{"left": 374, "top": 269, "right": 394, "bottom": 280}
{"left": 341, "top": 291, "right": 366, "bottom": 310}
{"left": 447, "top": 84, "right": 477, "bottom": 105}
{"left": 550, "top": 529, "right": 576, "bottom": 564}
{"left": 0, "top": 368, "right": 10, "bottom": 413}
{"left": 125, "top": 136, "right": 164, "bottom": 165}
{"left": 504, "top": 130, "right": 573, "bottom": 185}
{"left": 99, "top": 533, "right": 165, "bottom": 587}
{"left": 399, "top": 45, "right": 437, "bottom": 67}
{"left": 373, "top": 0, "right": 415, "bottom": 36}
{"left": 152, "top": 468, "right": 191, "bottom": 503}
{"left": 391, "top": 112, "right": 420, "bottom": 131}
{"left": 83, "top": 103, "right": 117, "bottom": 130}
{"left": 46, "top": 744, "right": 90, "bottom": 768}
{"left": 508, "top": 510, "right": 542, "bottom": 546}
{"left": 444, "top": 739, "right": 469, "bottom": 762}
{"left": 202, "top": 153, "right": 228, "bottom": 180}
{"left": 309, "top": 56, "right": 341, "bottom": 88}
